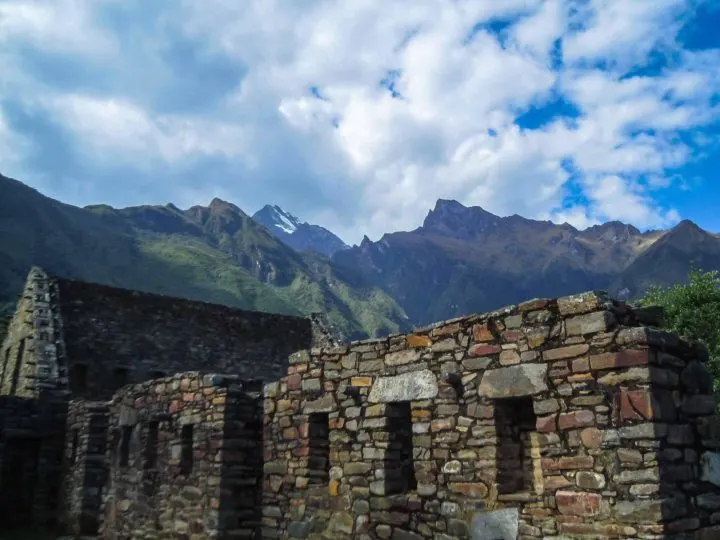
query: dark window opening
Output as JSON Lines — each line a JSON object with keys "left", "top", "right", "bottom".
{"left": 113, "top": 367, "right": 129, "bottom": 389}
{"left": 9, "top": 338, "right": 26, "bottom": 395}
{"left": 119, "top": 426, "right": 132, "bottom": 467}
{"left": 69, "top": 364, "right": 88, "bottom": 394}
{"left": 144, "top": 422, "right": 159, "bottom": 470}
{"left": 308, "top": 413, "right": 330, "bottom": 485}
{"left": 180, "top": 425, "right": 193, "bottom": 474}
{"left": 150, "top": 371, "right": 165, "bottom": 380}
{"left": 494, "top": 397, "right": 537, "bottom": 494}
{"left": 385, "top": 401, "right": 416, "bottom": 495}
{"left": 69, "top": 429, "right": 79, "bottom": 465}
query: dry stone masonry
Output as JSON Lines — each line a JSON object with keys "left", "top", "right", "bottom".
{"left": 263, "top": 292, "right": 720, "bottom": 539}
{"left": 98, "top": 373, "right": 263, "bottom": 539}
{"left": 1, "top": 267, "right": 720, "bottom": 539}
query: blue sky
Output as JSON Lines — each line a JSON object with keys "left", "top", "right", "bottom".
{"left": 0, "top": 0, "right": 718, "bottom": 244}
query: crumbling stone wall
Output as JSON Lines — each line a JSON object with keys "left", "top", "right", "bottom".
{"left": 100, "top": 373, "right": 263, "bottom": 539}
{"left": 263, "top": 291, "right": 720, "bottom": 539}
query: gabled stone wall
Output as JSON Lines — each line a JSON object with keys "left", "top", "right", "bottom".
{"left": 55, "top": 273, "right": 313, "bottom": 400}
{"left": 99, "top": 373, "right": 263, "bottom": 540}
{"left": 262, "top": 292, "right": 720, "bottom": 539}
{"left": 0, "top": 267, "right": 68, "bottom": 398}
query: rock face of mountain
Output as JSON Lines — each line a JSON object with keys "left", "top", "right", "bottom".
{"left": 2, "top": 173, "right": 719, "bottom": 339}
{"left": 252, "top": 204, "right": 348, "bottom": 257}
{"left": 332, "top": 200, "right": 719, "bottom": 325}
{"left": 612, "top": 220, "right": 720, "bottom": 299}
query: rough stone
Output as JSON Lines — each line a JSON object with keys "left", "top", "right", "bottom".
{"left": 367, "top": 370, "right": 438, "bottom": 403}
{"left": 478, "top": 364, "right": 548, "bottom": 398}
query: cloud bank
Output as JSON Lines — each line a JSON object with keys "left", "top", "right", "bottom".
{"left": 1, "top": 0, "right": 718, "bottom": 243}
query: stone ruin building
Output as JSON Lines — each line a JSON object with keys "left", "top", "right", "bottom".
{"left": 1, "top": 267, "right": 720, "bottom": 539}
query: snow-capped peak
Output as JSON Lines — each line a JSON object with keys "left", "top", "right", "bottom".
{"left": 261, "top": 204, "right": 303, "bottom": 234}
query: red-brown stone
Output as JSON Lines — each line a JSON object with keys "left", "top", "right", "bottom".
{"left": 287, "top": 373, "right": 302, "bottom": 390}
{"left": 406, "top": 334, "right": 432, "bottom": 348}
{"left": 589, "top": 349, "right": 651, "bottom": 370}
{"left": 501, "top": 330, "right": 523, "bottom": 343}
{"left": 620, "top": 388, "right": 655, "bottom": 421}
{"left": 473, "top": 323, "right": 495, "bottom": 342}
{"left": 536, "top": 414, "right": 558, "bottom": 433}
{"left": 558, "top": 410, "right": 595, "bottom": 430}
{"left": 468, "top": 344, "right": 502, "bottom": 357}
{"left": 556, "top": 490, "right": 602, "bottom": 517}
{"left": 542, "top": 456, "right": 594, "bottom": 471}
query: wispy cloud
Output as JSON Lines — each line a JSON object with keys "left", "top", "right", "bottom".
{"left": 0, "top": 0, "right": 718, "bottom": 242}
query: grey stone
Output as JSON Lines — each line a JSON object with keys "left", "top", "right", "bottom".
{"left": 701, "top": 451, "right": 720, "bottom": 487}
{"left": 566, "top": 310, "right": 616, "bottom": 336}
{"left": 478, "top": 364, "right": 548, "bottom": 398}
{"left": 368, "top": 369, "right": 438, "bottom": 403}
{"left": 470, "top": 508, "right": 519, "bottom": 540}
{"left": 303, "top": 394, "right": 336, "bottom": 413}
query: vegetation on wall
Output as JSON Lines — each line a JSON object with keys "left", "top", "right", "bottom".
{"left": 638, "top": 269, "right": 720, "bottom": 389}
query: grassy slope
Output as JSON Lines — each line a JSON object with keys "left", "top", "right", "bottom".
{"left": 0, "top": 174, "right": 409, "bottom": 340}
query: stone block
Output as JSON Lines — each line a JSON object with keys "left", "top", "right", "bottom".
{"left": 367, "top": 370, "right": 438, "bottom": 403}
{"left": 385, "top": 349, "right": 421, "bottom": 366}
{"left": 478, "top": 364, "right": 548, "bottom": 398}
{"left": 469, "top": 344, "right": 502, "bottom": 357}
{"left": 406, "top": 334, "right": 431, "bottom": 348}
{"left": 590, "top": 349, "right": 651, "bottom": 370}
{"left": 470, "top": 508, "right": 518, "bottom": 540}
{"left": 566, "top": 311, "right": 616, "bottom": 336}
{"left": 542, "top": 344, "right": 590, "bottom": 361}
{"left": 557, "top": 291, "right": 608, "bottom": 315}
{"left": 556, "top": 490, "right": 602, "bottom": 517}
{"left": 701, "top": 451, "right": 720, "bottom": 487}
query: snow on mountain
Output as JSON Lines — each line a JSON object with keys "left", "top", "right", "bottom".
{"left": 252, "top": 204, "right": 348, "bottom": 257}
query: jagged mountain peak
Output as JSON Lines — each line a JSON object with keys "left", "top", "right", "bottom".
{"left": 422, "top": 198, "right": 500, "bottom": 239}
{"left": 207, "top": 197, "right": 245, "bottom": 215}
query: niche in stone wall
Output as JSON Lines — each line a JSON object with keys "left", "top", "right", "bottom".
{"left": 69, "top": 364, "right": 88, "bottom": 394}
{"left": 308, "top": 413, "right": 330, "bottom": 485}
{"left": 118, "top": 426, "right": 132, "bottom": 467}
{"left": 180, "top": 424, "right": 194, "bottom": 474}
{"left": 385, "top": 401, "right": 416, "bottom": 495}
{"left": 69, "top": 429, "right": 79, "bottom": 465}
{"left": 494, "top": 397, "right": 540, "bottom": 495}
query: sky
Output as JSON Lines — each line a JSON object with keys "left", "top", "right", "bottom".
{"left": 0, "top": 0, "right": 719, "bottom": 245}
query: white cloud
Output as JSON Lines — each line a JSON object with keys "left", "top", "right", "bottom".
{"left": 0, "top": 0, "right": 118, "bottom": 56}
{"left": 45, "top": 94, "right": 251, "bottom": 167}
{"left": 0, "top": 0, "right": 718, "bottom": 243}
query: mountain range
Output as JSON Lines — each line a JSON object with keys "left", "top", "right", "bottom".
{"left": 1, "top": 172, "right": 719, "bottom": 341}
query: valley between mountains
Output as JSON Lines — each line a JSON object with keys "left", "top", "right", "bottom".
{"left": 2, "top": 172, "right": 719, "bottom": 341}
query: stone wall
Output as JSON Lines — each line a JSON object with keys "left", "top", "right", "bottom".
{"left": 100, "top": 372, "right": 264, "bottom": 539}
{"left": 262, "top": 292, "right": 720, "bottom": 539}
{"left": 59, "top": 399, "right": 110, "bottom": 535}
{"left": 0, "top": 392, "right": 68, "bottom": 532}
{"left": 0, "top": 267, "right": 68, "bottom": 398}
{"left": 55, "top": 273, "right": 312, "bottom": 400}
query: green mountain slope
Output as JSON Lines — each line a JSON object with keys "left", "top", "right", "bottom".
{"left": 0, "top": 173, "right": 410, "bottom": 340}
